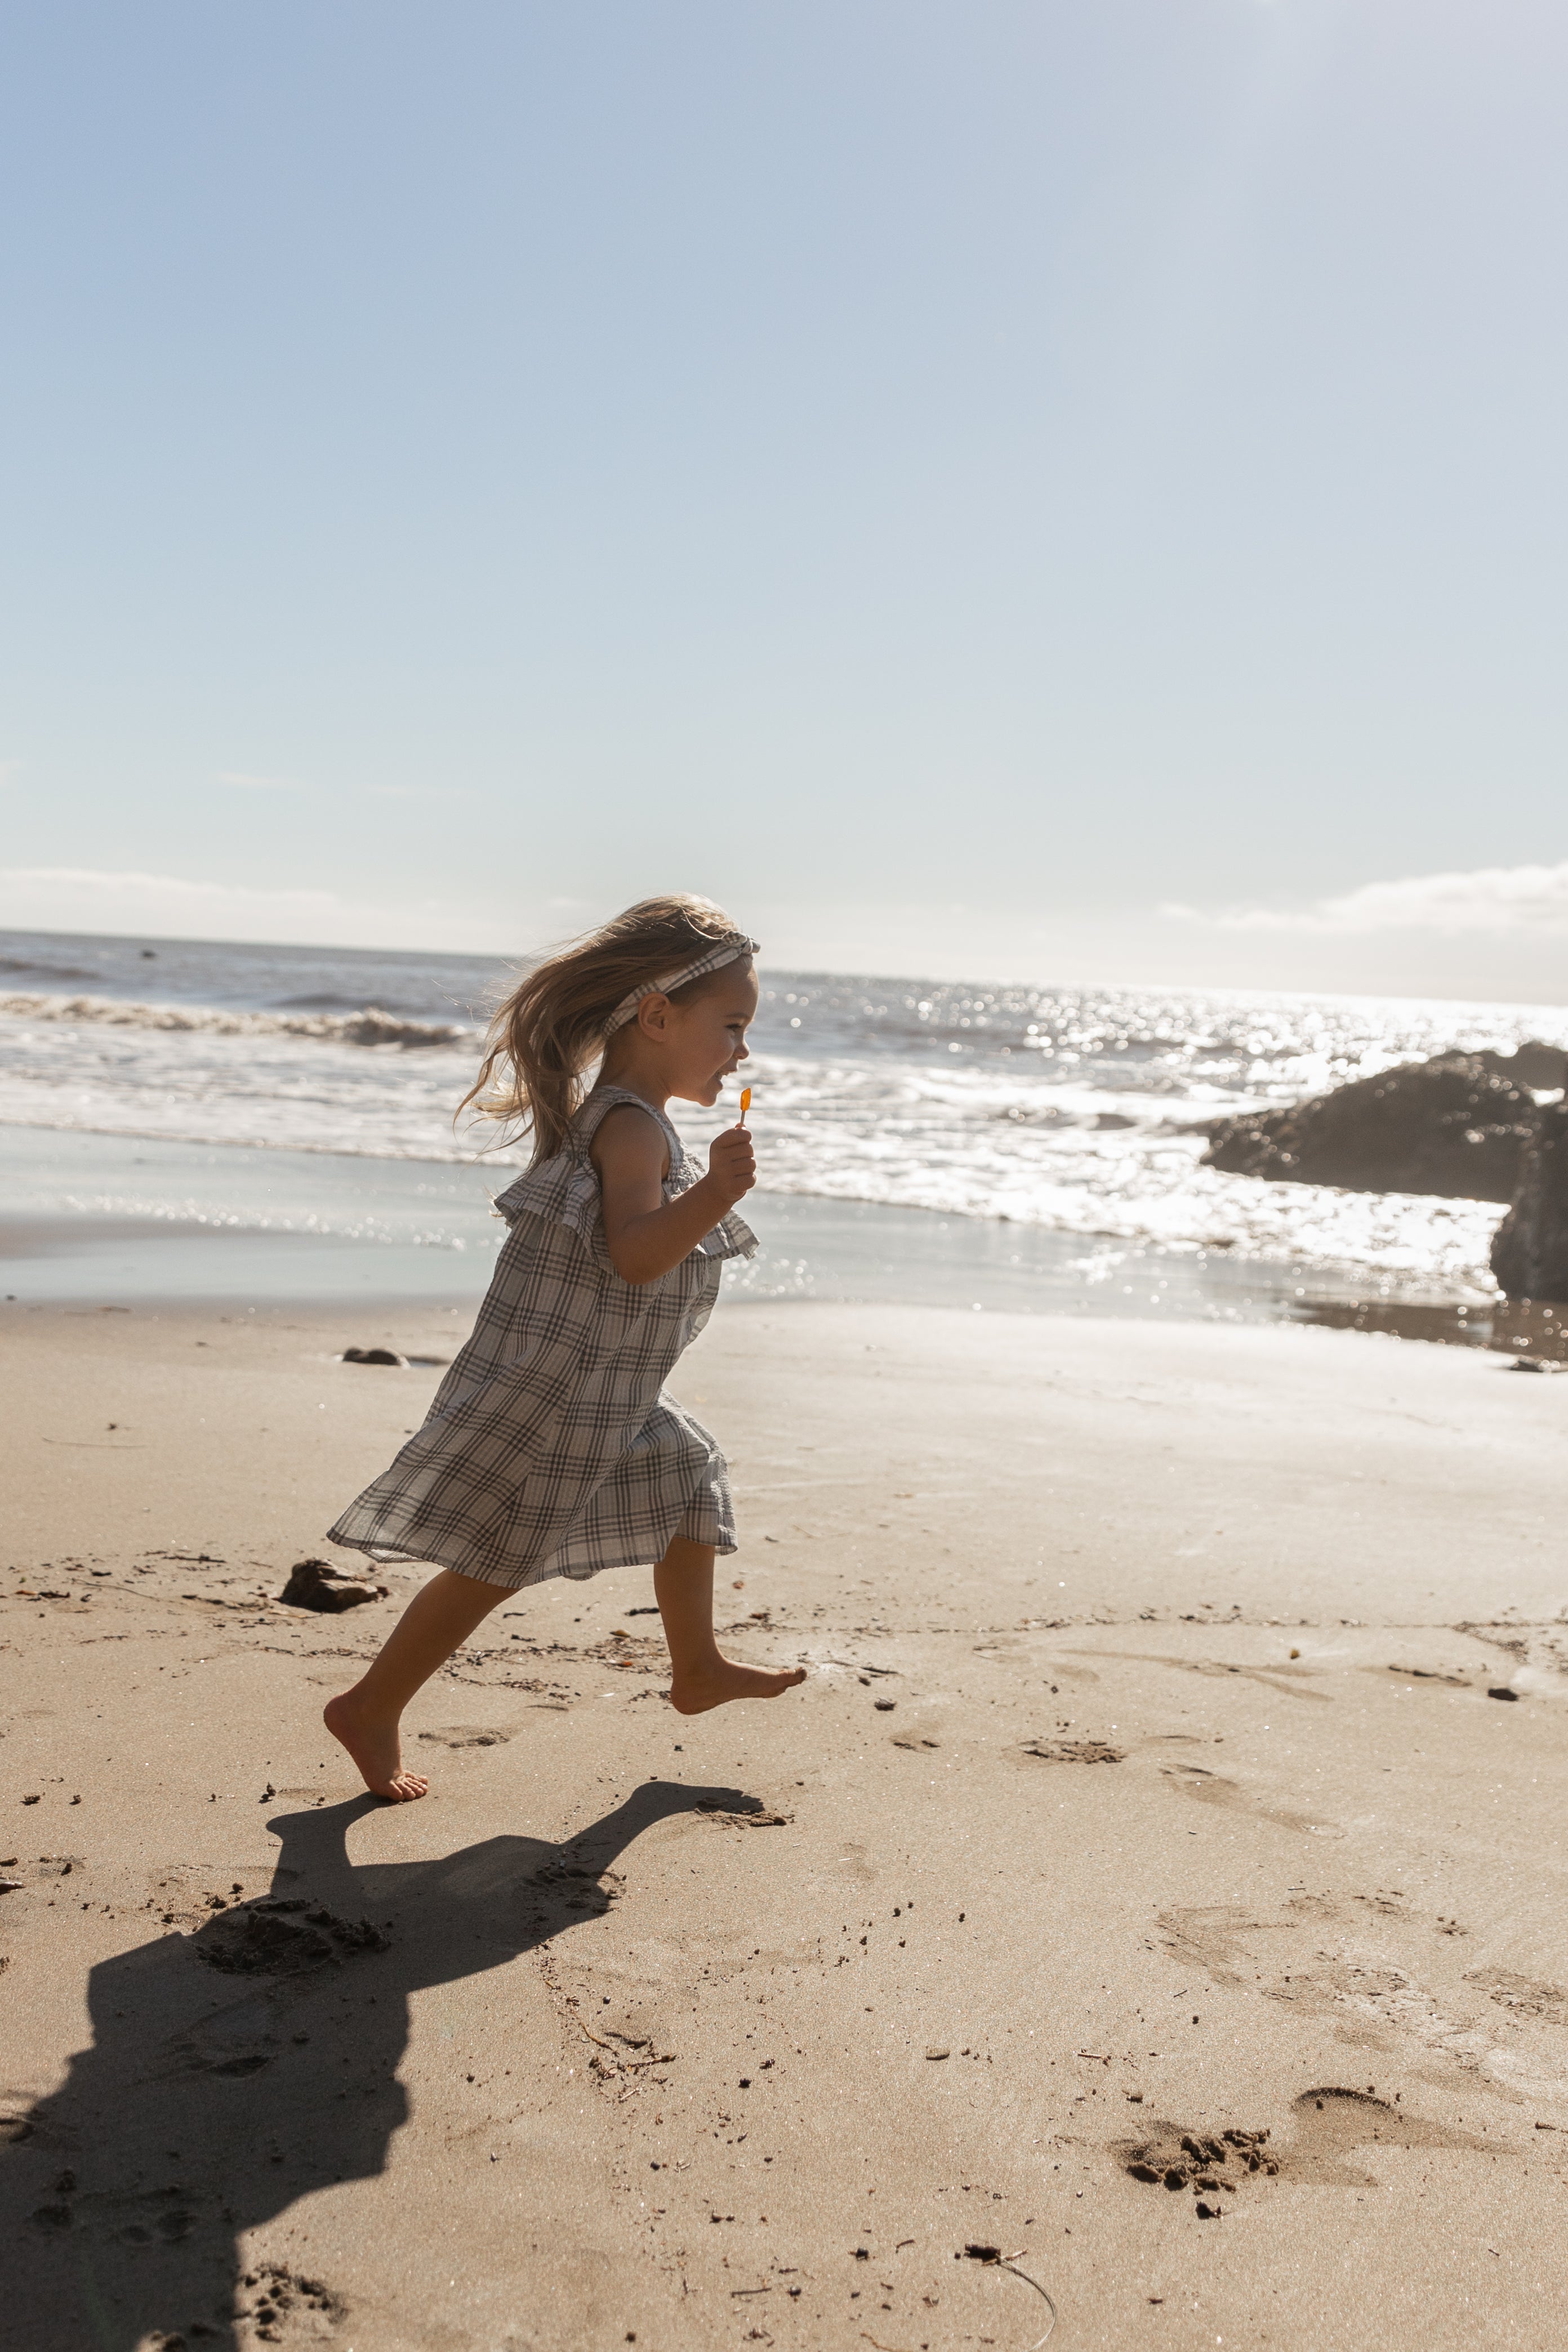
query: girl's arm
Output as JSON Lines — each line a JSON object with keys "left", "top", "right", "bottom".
{"left": 593, "top": 1103, "right": 756, "bottom": 1284}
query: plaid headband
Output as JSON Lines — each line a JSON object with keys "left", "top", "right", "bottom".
{"left": 602, "top": 935, "right": 759, "bottom": 1036}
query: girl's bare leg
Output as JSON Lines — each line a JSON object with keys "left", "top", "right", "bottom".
{"left": 655, "top": 1536, "right": 807, "bottom": 1716}
{"left": 323, "top": 1567, "right": 506, "bottom": 1800}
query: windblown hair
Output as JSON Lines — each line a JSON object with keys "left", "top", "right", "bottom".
{"left": 460, "top": 894, "right": 750, "bottom": 1165}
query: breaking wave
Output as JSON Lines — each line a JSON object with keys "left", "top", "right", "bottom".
{"left": 0, "top": 992, "right": 470, "bottom": 1050}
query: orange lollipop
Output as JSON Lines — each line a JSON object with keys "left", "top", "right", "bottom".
{"left": 738, "top": 1086, "right": 752, "bottom": 1126}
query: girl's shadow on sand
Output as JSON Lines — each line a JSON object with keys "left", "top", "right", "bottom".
{"left": 6, "top": 1779, "right": 758, "bottom": 2351}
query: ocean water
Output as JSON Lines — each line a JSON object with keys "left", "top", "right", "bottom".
{"left": 2, "top": 925, "right": 1563, "bottom": 1311}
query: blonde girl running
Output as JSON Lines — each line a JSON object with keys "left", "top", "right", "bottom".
{"left": 323, "top": 895, "right": 804, "bottom": 1800}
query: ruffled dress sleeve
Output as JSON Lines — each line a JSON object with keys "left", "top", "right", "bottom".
{"left": 488, "top": 1088, "right": 758, "bottom": 1264}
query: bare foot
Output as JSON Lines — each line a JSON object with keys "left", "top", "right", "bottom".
{"left": 323, "top": 1691, "right": 429, "bottom": 1801}
{"left": 669, "top": 1659, "right": 807, "bottom": 1717}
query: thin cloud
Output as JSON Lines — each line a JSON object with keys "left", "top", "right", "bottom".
{"left": 1, "top": 866, "right": 344, "bottom": 914}
{"left": 0, "top": 865, "right": 540, "bottom": 955}
{"left": 215, "top": 769, "right": 304, "bottom": 791}
{"left": 1162, "top": 859, "right": 1568, "bottom": 936}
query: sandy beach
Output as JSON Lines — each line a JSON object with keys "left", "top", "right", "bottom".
{"left": 5, "top": 1294, "right": 1567, "bottom": 2350}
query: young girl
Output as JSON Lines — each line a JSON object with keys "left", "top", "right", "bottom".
{"left": 323, "top": 894, "right": 805, "bottom": 1801}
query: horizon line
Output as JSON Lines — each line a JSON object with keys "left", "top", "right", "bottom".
{"left": 2, "top": 915, "right": 1566, "bottom": 1018}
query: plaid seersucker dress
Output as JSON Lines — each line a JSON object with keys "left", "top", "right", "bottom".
{"left": 326, "top": 1086, "right": 757, "bottom": 1591}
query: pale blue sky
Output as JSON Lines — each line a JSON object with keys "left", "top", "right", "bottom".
{"left": 2, "top": 1, "right": 1565, "bottom": 997}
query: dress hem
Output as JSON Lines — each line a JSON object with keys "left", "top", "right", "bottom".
{"left": 326, "top": 1520, "right": 738, "bottom": 1596}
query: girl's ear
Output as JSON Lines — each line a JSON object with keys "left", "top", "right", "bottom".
{"left": 635, "top": 993, "right": 671, "bottom": 1038}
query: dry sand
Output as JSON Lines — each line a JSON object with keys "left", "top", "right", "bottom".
{"left": 3, "top": 1293, "right": 1567, "bottom": 2351}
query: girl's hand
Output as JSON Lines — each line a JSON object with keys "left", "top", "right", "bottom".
{"left": 706, "top": 1122, "right": 756, "bottom": 1209}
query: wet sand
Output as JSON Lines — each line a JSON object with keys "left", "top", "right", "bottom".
{"left": 3, "top": 1295, "right": 1566, "bottom": 2350}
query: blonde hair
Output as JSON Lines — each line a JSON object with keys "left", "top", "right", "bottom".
{"left": 461, "top": 894, "right": 751, "bottom": 1165}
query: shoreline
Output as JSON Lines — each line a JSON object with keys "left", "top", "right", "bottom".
{"left": 2, "top": 1248, "right": 1565, "bottom": 1364}
{"left": 5, "top": 1120, "right": 1562, "bottom": 1358}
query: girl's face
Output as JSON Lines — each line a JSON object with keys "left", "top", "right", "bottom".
{"left": 651, "top": 961, "right": 758, "bottom": 1106}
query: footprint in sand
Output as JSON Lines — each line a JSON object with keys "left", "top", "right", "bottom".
{"left": 1117, "top": 2086, "right": 1491, "bottom": 2211}
{"left": 1018, "top": 1738, "right": 1125, "bottom": 1764}
{"left": 198, "top": 1900, "right": 392, "bottom": 1980}
{"left": 1482, "top": 2050, "right": 1568, "bottom": 2100}
{"left": 1463, "top": 1973, "right": 1568, "bottom": 2098}
{"left": 1464, "top": 1967, "right": 1568, "bottom": 2025}
{"left": 1161, "top": 1761, "right": 1343, "bottom": 1838}
{"left": 1159, "top": 1901, "right": 1310, "bottom": 1989}
{"left": 1158, "top": 1901, "right": 1568, "bottom": 2099}
{"left": 1081, "top": 1650, "right": 1333, "bottom": 1702}
{"left": 414, "top": 1726, "right": 512, "bottom": 1749}
{"left": 234, "top": 2261, "right": 345, "bottom": 2342}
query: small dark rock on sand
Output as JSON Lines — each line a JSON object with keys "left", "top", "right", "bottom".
{"left": 278, "top": 1557, "right": 388, "bottom": 1612}
{"left": 341, "top": 1345, "right": 407, "bottom": 1366}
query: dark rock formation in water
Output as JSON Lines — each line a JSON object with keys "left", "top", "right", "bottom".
{"left": 1481, "top": 1039, "right": 1567, "bottom": 1090}
{"left": 1491, "top": 1102, "right": 1568, "bottom": 1300}
{"left": 1201, "top": 1053, "right": 1538, "bottom": 1202}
